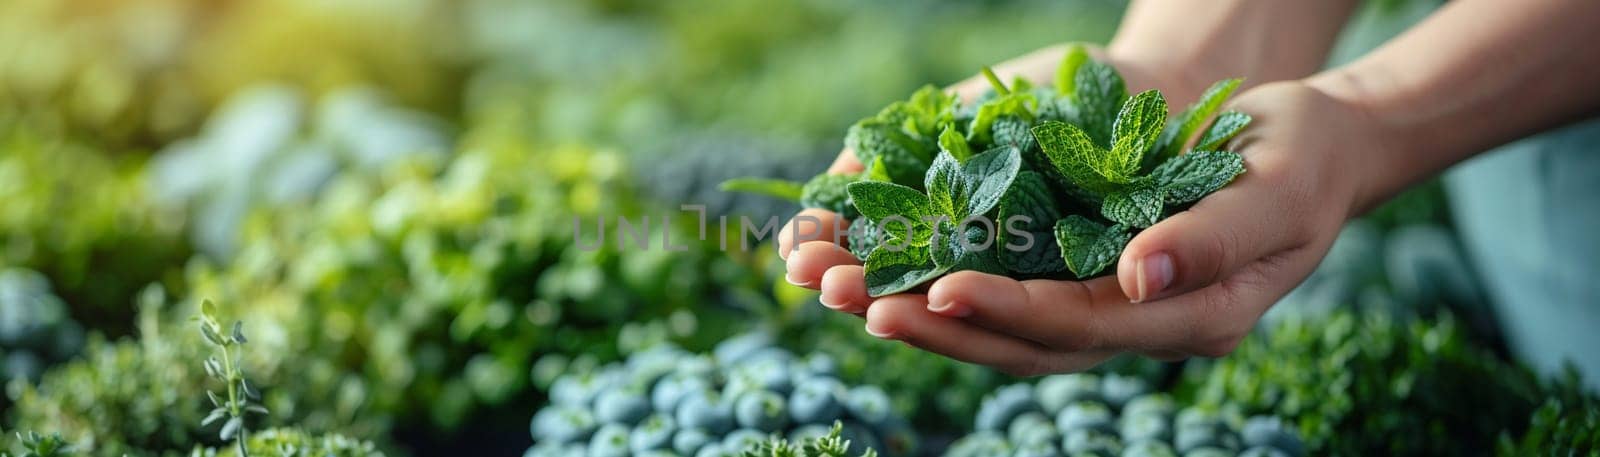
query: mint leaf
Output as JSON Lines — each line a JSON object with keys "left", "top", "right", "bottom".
{"left": 847, "top": 181, "right": 935, "bottom": 246}
{"left": 1195, "top": 111, "right": 1252, "bottom": 150}
{"left": 924, "top": 152, "right": 969, "bottom": 219}
{"left": 1054, "top": 43, "right": 1091, "bottom": 96}
{"left": 990, "top": 116, "right": 1036, "bottom": 153}
{"left": 847, "top": 216, "right": 880, "bottom": 261}
{"left": 969, "top": 92, "right": 1036, "bottom": 144}
{"left": 879, "top": 85, "right": 955, "bottom": 141}
{"left": 1151, "top": 150, "right": 1245, "bottom": 204}
{"left": 795, "top": 173, "right": 861, "bottom": 218}
{"left": 864, "top": 156, "right": 891, "bottom": 182}
{"left": 998, "top": 171, "right": 1065, "bottom": 274}
{"left": 1054, "top": 215, "right": 1132, "bottom": 278}
{"left": 1101, "top": 184, "right": 1164, "bottom": 228}
{"left": 960, "top": 146, "right": 1023, "bottom": 217}
{"left": 719, "top": 178, "right": 804, "bottom": 202}
{"left": 846, "top": 119, "right": 933, "bottom": 188}
{"left": 1071, "top": 59, "right": 1127, "bottom": 147}
{"left": 932, "top": 223, "right": 1005, "bottom": 274}
{"left": 1108, "top": 90, "right": 1167, "bottom": 180}
{"left": 1033, "top": 120, "right": 1116, "bottom": 194}
{"left": 938, "top": 125, "right": 974, "bottom": 162}
{"left": 864, "top": 245, "right": 947, "bottom": 297}
{"left": 1156, "top": 78, "right": 1243, "bottom": 160}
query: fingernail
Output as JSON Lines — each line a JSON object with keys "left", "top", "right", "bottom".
{"left": 927, "top": 301, "right": 971, "bottom": 318}
{"left": 864, "top": 322, "right": 898, "bottom": 340}
{"left": 785, "top": 273, "right": 812, "bottom": 287}
{"left": 1134, "top": 252, "right": 1175, "bottom": 303}
{"left": 818, "top": 294, "right": 844, "bottom": 310}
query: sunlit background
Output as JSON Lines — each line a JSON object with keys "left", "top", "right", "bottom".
{"left": 1, "top": 0, "right": 1593, "bottom": 455}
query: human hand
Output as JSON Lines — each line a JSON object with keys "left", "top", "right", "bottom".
{"left": 783, "top": 80, "right": 1386, "bottom": 376}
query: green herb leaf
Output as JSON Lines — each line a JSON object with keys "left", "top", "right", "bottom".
{"left": 960, "top": 146, "right": 1023, "bottom": 217}
{"left": 969, "top": 92, "right": 1037, "bottom": 145}
{"left": 1194, "top": 111, "right": 1252, "bottom": 150}
{"left": 931, "top": 223, "right": 1005, "bottom": 274}
{"left": 720, "top": 178, "right": 804, "bottom": 202}
{"left": 1054, "top": 44, "right": 1091, "bottom": 96}
{"left": 1101, "top": 184, "right": 1165, "bottom": 228}
{"left": 847, "top": 216, "right": 880, "bottom": 261}
{"left": 800, "top": 173, "right": 861, "bottom": 218}
{"left": 938, "top": 125, "right": 974, "bottom": 162}
{"left": 924, "top": 152, "right": 969, "bottom": 219}
{"left": 1054, "top": 216, "right": 1132, "bottom": 278}
{"left": 997, "top": 171, "right": 1065, "bottom": 274}
{"left": 1156, "top": 78, "right": 1243, "bottom": 160}
{"left": 1151, "top": 150, "right": 1246, "bottom": 204}
{"left": 847, "top": 181, "right": 934, "bottom": 246}
{"left": 865, "top": 156, "right": 892, "bottom": 182}
{"left": 1033, "top": 121, "right": 1116, "bottom": 195}
{"left": 1109, "top": 90, "right": 1167, "bottom": 179}
{"left": 989, "top": 116, "right": 1036, "bottom": 154}
{"left": 846, "top": 119, "right": 933, "bottom": 188}
{"left": 1071, "top": 59, "right": 1127, "bottom": 147}
{"left": 864, "top": 245, "right": 946, "bottom": 297}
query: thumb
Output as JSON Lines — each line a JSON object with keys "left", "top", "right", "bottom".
{"left": 1115, "top": 178, "right": 1309, "bottom": 303}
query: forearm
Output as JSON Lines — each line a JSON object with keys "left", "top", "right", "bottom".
{"left": 1110, "top": 0, "right": 1359, "bottom": 102}
{"left": 1307, "top": 0, "right": 1600, "bottom": 210}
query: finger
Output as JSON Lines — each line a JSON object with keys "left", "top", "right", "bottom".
{"left": 818, "top": 265, "right": 871, "bottom": 314}
{"left": 864, "top": 294, "right": 1116, "bottom": 376}
{"left": 785, "top": 241, "right": 859, "bottom": 289}
{"left": 927, "top": 272, "right": 1127, "bottom": 351}
{"left": 828, "top": 150, "right": 864, "bottom": 174}
{"left": 777, "top": 208, "right": 846, "bottom": 260}
{"left": 1117, "top": 162, "right": 1312, "bottom": 303}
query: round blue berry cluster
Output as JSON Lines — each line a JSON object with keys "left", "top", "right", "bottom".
{"left": 946, "top": 373, "right": 1304, "bottom": 457}
{"left": 527, "top": 333, "right": 914, "bottom": 456}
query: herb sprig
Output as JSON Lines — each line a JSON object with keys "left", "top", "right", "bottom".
{"left": 196, "top": 300, "right": 269, "bottom": 457}
{"left": 728, "top": 44, "right": 1252, "bottom": 295}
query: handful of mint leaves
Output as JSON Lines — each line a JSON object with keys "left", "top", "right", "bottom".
{"left": 725, "top": 44, "right": 1250, "bottom": 296}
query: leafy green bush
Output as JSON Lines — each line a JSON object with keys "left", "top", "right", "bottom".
{"left": 186, "top": 428, "right": 383, "bottom": 457}
{"left": 0, "top": 269, "right": 83, "bottom": 385}
{"left": 1182, "top": 311, "right": 1551, "bottom": 455}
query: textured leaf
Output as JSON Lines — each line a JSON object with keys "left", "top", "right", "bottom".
{"left": 720, "top": 178, "right": 804, "bottom": 202}
{"left": 800, "top": 173, "right": 861, "bottom": 218}
{"left": 865, "top": 156, "right": 891, "bottom": 182}
{"left": 1033, "top": 121, "right": 1115, "bottom": 195}
{"left": 932, "top": 223, "right": 1005, "bottom": 274}
{"left": 1151, "top": 150, "right": 1246, "bottom": 204}
{"left": 220, "top": 416, "right": 243, "bottom": 441}
{"left": 1109, "top": 90, "right": 1167, "bottom": 179}
{"left": 969, "top": 92, "right": 1036, "bottom": 144}
{"left": 847, "top": 216, "right": 880, "bottom": 261}
{"left": 864, "top": 246, "right": 947, "bottom": 297}
{"left": 998, "top": 171, "right": 1065, "bottom": 274}
{"left": 846, "top": 120, "right": 933, "bottom": 188}
{"left": 1195, "top": 111, "right": 1252, "bottom": 150}
{"left": 924, "top": 152, "right": 968, "bottom": 218}
{"left": 846, "top": 181, "right": 934, "bottom": 246}
{"left": 1071, "top": 59, "right": 1127, "bottom": 147}
{"left": 938, "top": 125, "right": 974, "bottom": 162}
{"left": 990, "top": 116, "right": 1036, "bottom": 153}
{"left": 1157, "top": 78, "right": 1243, "bottom": 159}
{"left": 1101, "top": 184, "right": 1165, "bottom": 228}
{"left": 1054, "top": 43, "right": 1091, "bottom": 96}
{"left": 1054, "top": 216, "right": 1132, "bottom": 278}
{"left": 960, "top": 146, "right": 1023, "bottom": 217}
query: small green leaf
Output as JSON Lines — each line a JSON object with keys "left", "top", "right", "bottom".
{"left": 1055, "top": 216, "right": 1132, "bottom": 278}
{"left": 1109, "top": 90, "right": 1167, "bottom": 178}
{"left": 1054, "top": 43, "right": 1091, "bottom": 96}
{"left": 220, "top": 417, "right": 243, "bottom": 441}
{"left": 800, "top": 173, "right": 861, "bottom": 218}
{"left": 938, "top": 125, "right": 974, "bottom": 162}
{"left": 1157, "top": 78, "right": 1243, "bottom": 159}
{"left": 1195, "top": 111, "right": 1252, "bottom": 150}
{"left": 932, "top": 223, "right": 1005, "bottom": 274}
{"left": 847, "top": 181, "right": 935, "bottom": 245}
{"left": 202, "top": 408, "right": 227, "bottom": 427}
{"left": 969, "top": 92, "right": 1036, "bottom": 144}
{"left": 1151, "top": 150, "right": 1246, "bottom": 204}
{"left": 864, "top": 156, "right": 892, "bottom": 182}
{"left": 989, "top": 116, "right": 1036, "bottom": 154}
{"left": 998, "top": 171, "right": 1065, "bottom": 274}
{"left": 1033, "top": 121, "right": 1116, "bottom": 195}
{"left": 847, "top": 216, "right": 880, "bottom": 261}
{"left": 720, "top": 178, "right": 804, "bottom": 202}
{"left": 864, "top": 245, "right": 947, "bottom": 297}
{"left": 199, "top": 321, "right": 225, "bottom": 347}
{"left": 1101, "top": 185, "right": 1165, "bottom": 228}
{"left": 201, "top": 299, "right": 218, "bottom": 320}
{"left": 231, "top": 321, "right": 247, "bottom": 344}
{"left": 960, "top": 146, "right": 1023, "bottom": 217}
{"left": 924, "top": 152, "right": 968, "bottom": 218}
{"left": 1071, "top": 59, "right": 1127, "bottom": 147}
{"left": 846, "top": 119, "right": 933, "bottom": 188}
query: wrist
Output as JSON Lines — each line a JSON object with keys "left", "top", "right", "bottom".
{"left": 1302, "top": 72, "right": 1416, "bottom": 216}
